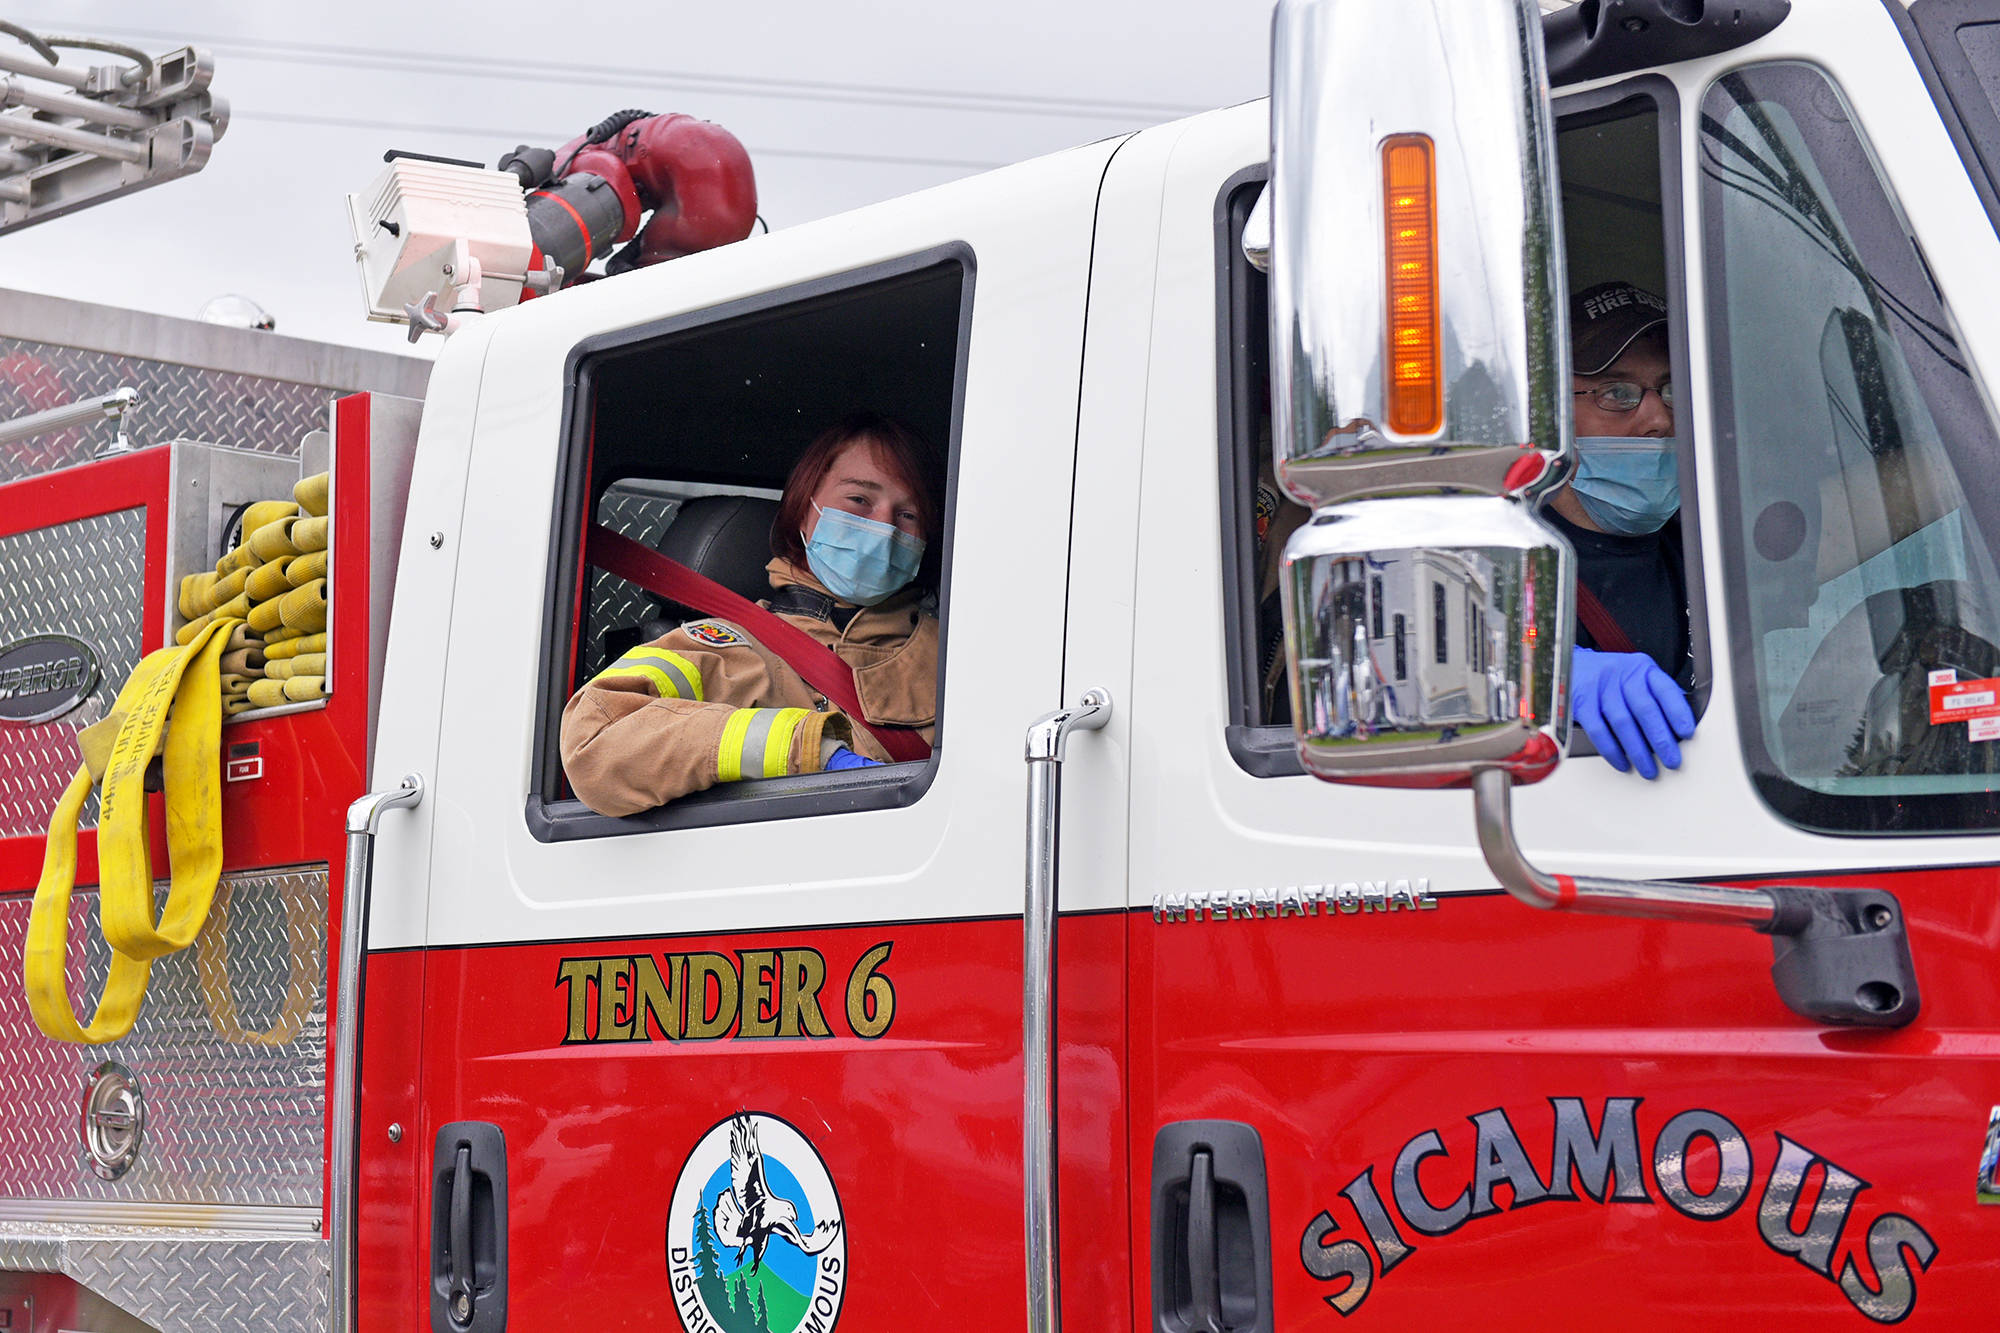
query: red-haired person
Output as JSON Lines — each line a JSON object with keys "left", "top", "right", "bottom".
{"left": 561, "top": 413, "right": 942, "bottom": 815}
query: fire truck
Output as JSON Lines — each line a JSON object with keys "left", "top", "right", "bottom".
{"left": 1, "top": 0, "right": 1998, "bottom": 1328}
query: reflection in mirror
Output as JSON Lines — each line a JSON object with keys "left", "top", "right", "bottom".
{"left": 1282, "top": 496, "right": 1572, "bottom": 785}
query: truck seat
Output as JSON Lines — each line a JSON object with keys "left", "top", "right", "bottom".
{"left": 639, "top": 493, "right": 782, "bottom": 633}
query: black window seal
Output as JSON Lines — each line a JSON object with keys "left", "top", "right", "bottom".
{"left": 1217, "top": 76, "right": 1708, "bottom": 779}
{"left": 1888, "top": 0, "right": 2000, "bottom": 241}
{"left": 1698, "top": 59, "right": 2000, "bottom": 836}
{"left": 525, "top": 242, "right": 976, "bottom": 843}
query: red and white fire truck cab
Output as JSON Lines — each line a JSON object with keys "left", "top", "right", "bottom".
{"left": 2, "top": 0, "right": 2000, "bottom": 1329}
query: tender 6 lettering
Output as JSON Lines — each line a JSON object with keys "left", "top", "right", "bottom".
{"left": 556, "top": 943, "right": 895, "bottom": 1043}
{"left": 1154, "top": 879, "right": 1437, "bottom": 924}
{"left": 1301, "top": 1098, "right": 1935, "bottom": 1324}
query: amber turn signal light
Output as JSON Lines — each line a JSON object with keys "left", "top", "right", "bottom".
{"left": 1382, "top": 133, "right": 1441, "bottom": 437}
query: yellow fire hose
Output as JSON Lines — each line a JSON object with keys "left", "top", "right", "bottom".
{"left": 25, "top": 615, "right": 314, "bottom": 1045}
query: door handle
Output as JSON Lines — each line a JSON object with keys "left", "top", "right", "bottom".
{"left": 432, "top": 1121, "right": 508, "bottom": 1333}
{"left": 1151, "top": 1121, "right": 1272, "bottom": 1333}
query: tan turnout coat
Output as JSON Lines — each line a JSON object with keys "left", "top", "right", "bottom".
{"left": 560, "top": 559, "right": 938, "bottom": 816}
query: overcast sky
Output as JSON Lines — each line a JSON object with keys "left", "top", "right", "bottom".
{"left": 0, "top": 2, "right": 1274, "bottom": 353}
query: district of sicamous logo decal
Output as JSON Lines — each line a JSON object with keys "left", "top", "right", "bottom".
{"left": 667, "top": 1112, "right": 845, "bottom": 1333}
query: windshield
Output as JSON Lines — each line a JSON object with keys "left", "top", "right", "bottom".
{"left": 1701, "top": 61, "right": 2000, "bottom": 833}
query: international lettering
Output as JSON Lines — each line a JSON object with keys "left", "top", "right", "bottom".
{"left": 1299, "top": 1097, "right": 1935, "bottom": 1323}
{"left": 1154, "top": 879, "right": 1438, "bottom": 924}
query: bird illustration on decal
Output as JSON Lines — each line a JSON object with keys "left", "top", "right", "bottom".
{"left": 711, "top": 1113, "right": 842, "bottom": 1273}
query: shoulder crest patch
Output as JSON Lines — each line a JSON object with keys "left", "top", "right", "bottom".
{"left": 685, "top": 620, "right": 747, "bottom": 648}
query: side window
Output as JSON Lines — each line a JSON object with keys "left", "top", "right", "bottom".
{"left": 530, "top": 253, "right": 971, "bottom": 837}
{"left": 1216, "top": 82, "right": 1702, "bottom": 777}
{"left": 1702, "top": 62, "right": 2000, "bottom": 833}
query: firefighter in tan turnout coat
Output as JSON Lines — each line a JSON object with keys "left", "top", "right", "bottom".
{"left": 561, "top": 414, "right": 942, "bottom": 816}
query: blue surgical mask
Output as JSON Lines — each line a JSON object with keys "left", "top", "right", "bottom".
{"left": 1570, "top": 437, "right": 1680, "bottom": 535}
{"left": 803, "top": 503, "right": 925, "bottom": 605}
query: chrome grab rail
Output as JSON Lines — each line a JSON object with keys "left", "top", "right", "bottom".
{"left": 330, "top": 773, "right": 424, "bottom": 1333}
{"left": 1472, "top": 768, "right": 1777, "bottom": 928}
{"left": 1022, "top": 690, "right": 1110, "bottom": 1333}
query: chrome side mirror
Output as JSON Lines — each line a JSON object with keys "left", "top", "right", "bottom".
{"left": 1283, "top": 497, "right": 1569, "bottom": 785}
{"left": 1270, "top": 0, "right": 1572, "bottom": 786}
{"left": 1269, "top": 0, "right": 1570, "bottom": 509}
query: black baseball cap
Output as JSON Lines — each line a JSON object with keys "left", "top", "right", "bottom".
{"left": 1570, "top": 282, "right": 1668, "bottom": 375}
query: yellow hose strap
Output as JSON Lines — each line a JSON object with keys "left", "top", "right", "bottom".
{"left": 26, "top": 617, "right": 235, "bottom": 1042}
{"left": 295, "top": 471, "right": 329, "bottom": 517}
{"left": 194, "top": 878, "right": 321, "bottom": 1046}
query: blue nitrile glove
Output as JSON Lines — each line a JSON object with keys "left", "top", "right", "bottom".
{"left": 1570, "top": 647, "right": 1697, "bottom": 780}
{"left": 824, "top": 745, "right": 881, "bottom": 772}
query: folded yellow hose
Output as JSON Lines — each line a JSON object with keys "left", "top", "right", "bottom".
{"left": 239, "top": 500, "right": 298, "bottom": 542}
{"left": 179, "top": 571, "right": 218, "bottom": 620}
{"left": 176, "top": 591, "right": 250, "bottom": 645}
{"left": 223, "top": 623, "right": 261, "bottom": 653}
{"left": 219, "top": 647, "right": 265, "bottom": 676}
{"left": 263, "top": 626, "right": 305, "bottom": 646}
{"left": 264, "top": 632, "right": 324, "bottom": 660}
{"left": 26, "top": 617, "right": 235, "bottom": 1043}
{"left": 290, "top": 515, "right": 328, "bottom": 553}
{"left": 294, "top": 472, "right": 329, "bottom": 517}
{"left": 246, "top": 598, "right": 285, "bottom": 634}
{"left": 245, "top": 558, "right": 292, "bottom": 603}
{"left": 246, "top": 675, "right": 325, "bottom": 709}
{"left": 197, "top": 567, "right": 251, "bottom": 615}
{"left": 279, "top": 579, "right": 326, "bottom": 633}
{"left": 264, "top": 653, "right": 325, "bottom": 681}
{"left": 248, "top": 516, "right": 301, "bottom": 562}
{"left": 217, "top": 543, "right": 259, "bottom": 576}
{"left": 284, "top": 550, "right": 327, "bottom": 587}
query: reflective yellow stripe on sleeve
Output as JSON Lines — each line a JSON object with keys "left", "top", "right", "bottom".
{"left": 592, "top": 647, "right": 703, "bottom": 700}
{"left": 762, "top": 708, "right": 809, "bottom": 779}
{"left": 716, "top": 707, "right": 811, "bottom": 782}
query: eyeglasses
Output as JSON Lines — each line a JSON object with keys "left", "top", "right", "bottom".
{"left": 1574, "top": 380, "right": 1673, "bottom": 413}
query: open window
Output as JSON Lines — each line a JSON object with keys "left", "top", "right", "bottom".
{"left": 528, "top": 248, "right": 972, "bottom": 840}
{"left": 1216, "top": 79, "right": 1706, "bottom": 777}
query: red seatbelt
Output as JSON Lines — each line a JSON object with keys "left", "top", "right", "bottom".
{"left": 585, "top": 524, "right": 932, "bottom": 763}
{"left": 1574, "top": 583, "right": 1639, "bottom": 656}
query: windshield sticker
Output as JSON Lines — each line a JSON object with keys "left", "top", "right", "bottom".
{"left": 668, "top": 1112, "right": 845, "bottom": 1333}
{"left": 1927, "top": 670, "right": 2000, "bottom": 726}
{"left": 1298, "top": 1098, "right": 1935, "bottom": 1323}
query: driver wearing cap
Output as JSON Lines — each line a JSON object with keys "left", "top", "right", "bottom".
{"left": 1542, "top": 281, "right": 1698, "bottom": 780}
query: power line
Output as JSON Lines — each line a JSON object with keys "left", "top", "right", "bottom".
{"left": 2, "top": 20, "right": 1215, "bottom": 123}
{"left": 238, "top": 109, "right": 1010, "bottom": 172}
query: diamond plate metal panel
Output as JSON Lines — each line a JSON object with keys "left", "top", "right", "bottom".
{"left": 583, "top": 488, "right": 684, "bottom": 679}
{"left": 0, "top": 508, "right": 146, "bottom": 839}
{"left": 0, "top": 867, "right": 328, "bottom": 1208}
{"left": 0, "top": 336, "right": 332, "bottom": 482}
{"left": 0, "top": 1225, "right": 327, "bottom": 1333}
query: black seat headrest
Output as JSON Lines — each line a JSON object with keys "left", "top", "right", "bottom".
{"left": 651, "top": 494, "right": 783, "bottom": 606}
